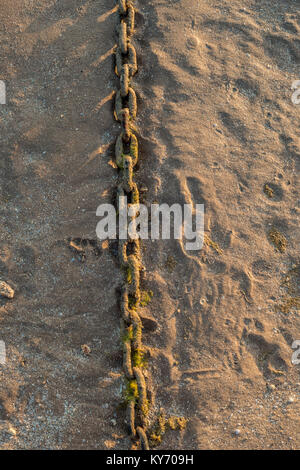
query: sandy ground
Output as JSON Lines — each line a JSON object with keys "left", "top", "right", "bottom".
{"left": 0, "top": 0, "right": 299, "bottom": 450}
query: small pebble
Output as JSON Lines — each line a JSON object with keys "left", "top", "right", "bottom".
{"left": 69, "top": 240, "right": 83, "bottom": 252}
{"left": 7, "top": 426, "right": 17, "bottom": 436}
{"left": 81, "top": 344, "right": 91, "bottom": 355}
{"left": 111, "top": 419, "right": 117, "bottom": 426}
{"left": 233, "top": 429, "right": 241, "bottom": 436}
{"left": 0, "top": 281, "right": 14, "bottom": 299}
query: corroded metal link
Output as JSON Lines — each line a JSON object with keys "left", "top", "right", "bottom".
{"left": 127, "top": 87, "right": 137, "bottom": 119}
{"left": 127, "top": 401, "right": 136, "bottom": 438}
{"left": 114, "top": 92, "right": 123, "bottom": 121}
{"left": 115, "top": 87, "right": 137, "bottom": 121}
{"left": 121, "top": 155, "right": 134, "bottom": 193}
{"left": 133, "top": 367, "right": 148, "bottom": 416}
{"left": 119, "top": 21, "right": 128, "bottom": 55}
{"left": 115, "top": 135, "right": 124, "bottom": 168}
{"left": 115, "top": 47, "right": 123, "bottom": 77}
{"left": 115, "top": 44, "right": 137, "bottom": 77}
{"left": 118, "top": 0, "right": 127, "bottom": 15}
{"left": 121, "top": 108, "right": 131, "bottom": 142}
{"left": 130, "top": 310, "right": 142, "bottom": 350}
{"left": 127, "top": 254, "right": 140, "bottom": 295}
{"left": 125, "top": 3, "right": 135, "bottom": 36}
{"left": 137, "top": 427, "right": 150, "bottom": 450}
{"left": 120, "top": 285, "right": 130, "bottom": 322}
{"left": 118, "top": 0, "right": 135, "bottom": 35}
{"left": 129, "top": 181, "right": 139, "bottom": 205}
{"left": 115, "top": 0, "right": 149, "bottom": 450}
{"left": 128, "top": 238, "right": 140, "bottom": 257}
{"left": 119, "top": 237, "right": 140, "bottom": 268}
{"left": 128, "top": 43, "right": 137, "bottom": 76}
{"left": 117, "top": 186, "right": 130, "bottom": 266}
{"left": 119, "top": 240, "right": 128, "bottom": 266}
{"left": 123, "top": 339, "right": 134, "bottom": 379}
{"left": 115, "top": 132, "right": 138, "bottom": 168}
{"left": 120, "top": 64, "right": 129, "bottom": 97}
{"left": 117, "top": 184, "right": 126, "bottom": 214}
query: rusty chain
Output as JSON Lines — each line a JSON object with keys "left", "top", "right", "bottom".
{"left": 114, "top": 0, "right": 150, "bottom": 450}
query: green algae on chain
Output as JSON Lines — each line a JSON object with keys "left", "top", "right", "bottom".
{"left": 133, "top": 348, "right": 147, "bottom": 368}
{"left": 115, "top": 133, "right": 138, "bottom": 169}
{"left": 130, "top": 182, "right": 140, "bottom": 204}
{"left": 121, "top": 322, "right": 133, "bottom": 343}
{"left": 124, "top": 378, "right": 139, "bottom": 403}
{"left": 140, "top": 290, "right": 153, "bottom": 307}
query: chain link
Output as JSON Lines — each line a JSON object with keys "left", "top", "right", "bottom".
{"left": 115, "top": 132, "right": 138, "bottom": 168}
{"left": 115, "top": 42, "right": 137, "bottom": 77}
{"left": 115, "top": 87, "right": 137, "bottom": 121}
{"left": 114, "top": 0, "right": 150, "bottom": 450}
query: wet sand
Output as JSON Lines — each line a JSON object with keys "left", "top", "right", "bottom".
{"left": 0, "top": 0, "right": 299, "bottom": 449}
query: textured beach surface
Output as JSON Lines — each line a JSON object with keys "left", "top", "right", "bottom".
{"left": 0, "top": 0, "right": 299, "bottom": 449}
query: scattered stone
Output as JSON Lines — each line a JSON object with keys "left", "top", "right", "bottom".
{"left": 69, "top": 240, "right": 84, "bottom": 252}
{"left": 233, "top": 429, "right": 241, "bottom": 436}
{"left": 0, "top": 281, "right": 14, "bottom": 299}
{"left": 7, "top": 425, "right": 17, "bottom": 436}
{"left": 81, "top": 344, "right": 91, "bottom": 356}
{"left": 287, "top": 396, "right": 295, "bottom": 404}
{"left": 104, "top": 440, "right": 115, "bottom": 449}
{"left": 268, "top": 384, "right": 276, "bottom": 391}
{"left": 111, "top": 418, "right": 117, "bottom": 426}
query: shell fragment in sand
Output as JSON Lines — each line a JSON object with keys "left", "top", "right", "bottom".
{"left": 0, "top": 281, "right": 14, "bottom": 299}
